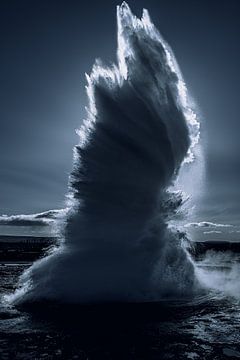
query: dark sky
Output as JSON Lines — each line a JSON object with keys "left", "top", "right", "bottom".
{"left": 1, "top": 0, "right": 240, "bottom": 224}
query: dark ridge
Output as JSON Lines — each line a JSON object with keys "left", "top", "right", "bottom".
{"left": 187, "top": 240, "right": 240, "bottom": 259}
{"left": 0, "top": 236, "right": 57, "bottom": 262}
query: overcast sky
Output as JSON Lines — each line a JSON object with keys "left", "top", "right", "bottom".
{"left": 1, "top": 0, "right": 240, "bottom": 233}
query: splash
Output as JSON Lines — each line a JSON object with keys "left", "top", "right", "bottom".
{"left": 7, "top": 2, "right": 200, "bottom": 304}
{"left": 195, "top": 250, "right": 240, "bottom": 299}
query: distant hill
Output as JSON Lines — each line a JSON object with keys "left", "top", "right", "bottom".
{"left": 0, "top": 235, "right": 58, "bottom": 262}
{"left": 187, "top": 240, "right": 240, "bottom": 259}
{"left": 0, "top": 235, "right": 57, "bottom": 243}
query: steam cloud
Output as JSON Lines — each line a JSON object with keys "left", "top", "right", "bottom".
{"left": 7, "top": 2, "right": 200, "bottom": 304}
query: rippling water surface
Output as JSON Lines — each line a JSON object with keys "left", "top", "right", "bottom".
{"left": 0, "top": 257, "right": 240, "bottom": 360}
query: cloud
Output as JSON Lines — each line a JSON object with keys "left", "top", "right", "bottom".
{"left": 185, "top": 221, "right": 234, "bottom": 229}
{"left": 203, "top": 230, "right": 222, "bottom": 235}
{"left": 0, "top": 209, "right": 66, "bottom": 226}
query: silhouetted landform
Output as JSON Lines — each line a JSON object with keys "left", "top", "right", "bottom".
{"left": 188, "top": 240, "right": 240, "bottom": 260}
{"left": 0, "top": 235, "right": 57, "bottom": 262}
{"left": 1, "top": 235, "right": 240, "bottom": 263}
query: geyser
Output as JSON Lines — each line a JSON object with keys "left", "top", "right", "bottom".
{"left": 7, "top": 2, "right": 200, "bottom": 304}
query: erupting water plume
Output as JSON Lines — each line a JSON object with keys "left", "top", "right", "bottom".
{"left": 7, "top": 2, "right": 200, "bottom": 304}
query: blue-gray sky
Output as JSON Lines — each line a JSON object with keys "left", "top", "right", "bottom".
{"left": 1, "top": 0, "right": 240, "bottom": 233}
